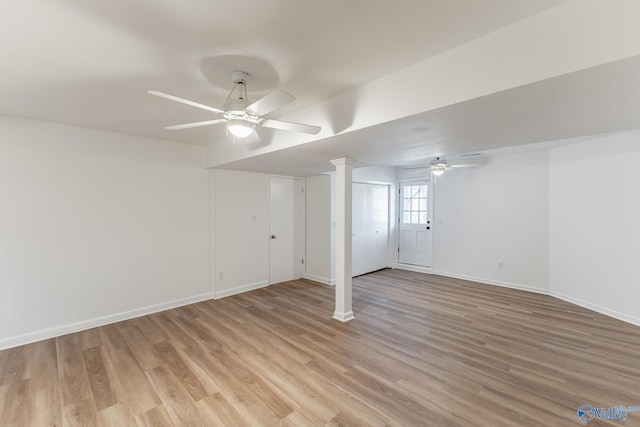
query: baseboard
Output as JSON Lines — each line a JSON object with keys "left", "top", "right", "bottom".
{"left": 0, "top": 292, "right": 215, "bottom": 351}
{"left": 333, "top": 311, "right": 355, "bottom": 322}
{"left": 303, "top": 273, "right": 333, "bottom": 285}
{"left": 389, "top": 267, "right": 640, "bottom": 328}
{"left": 427, "top": 270, "right": 640, "bottom": 327}
{"left": 432, "top": 270, "right": 549, "bottom": 295}
{"left": 394, "top": 263, "right": 433, "bottom": 274}
{"left": 550, "top": 290, "right": 640, "bottom": 327}
{"left": 213, "top": 280, "right": 269, "bottom": 299}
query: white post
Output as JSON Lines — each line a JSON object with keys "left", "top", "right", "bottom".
{"left": 331, "top": 158, "right": 356, "bottom": 322}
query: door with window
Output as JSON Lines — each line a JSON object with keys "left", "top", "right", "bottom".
{"left": 398, "top": 181, "right": 432, "bottom": 267}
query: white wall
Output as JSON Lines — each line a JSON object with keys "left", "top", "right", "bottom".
{"left": 0, "top": 115, "right": 210, "bottom": 350}
{"left": 304, "top": 175, "right": 332, "bottom": 284}
{"left": 549, "top": 131, "right": 640, "bottom": 325}
{"left": 432, "top": 150, "right": 549, "bottom": 293}
{"left": 213, "top": 169, "right": 270, "bottom": 297}
{"left": 4, "top": 115, "right": 638, "bottom": 351}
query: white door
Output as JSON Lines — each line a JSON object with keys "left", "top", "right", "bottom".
{"left": 368, "top": 184, "right": 390, "bottom": 270}
{"left": 398, "top": 181, "right": 433, "bottom": 267}
{"left": 351, "top": 183, "right": 368, "bottom": 276}
{"left": 352, "top": 183, "right": 389, "bottom": 276}
{"left": 269, "top": 177, "right": 304, "bottom": 284}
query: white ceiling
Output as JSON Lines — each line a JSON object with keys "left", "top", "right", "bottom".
{"left": 4, "top": 0, "right": 639, "bottom": 176}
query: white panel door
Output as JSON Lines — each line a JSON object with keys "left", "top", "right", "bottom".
{"left": 351, "top": 183, "right": 368, "bottom": 277}
{"left": 367, "top": 184, "right": 389, "bottom": 271}
{"left": 269, "top": 177, "right": 303, "bottom": 284}
{"left": 352, "top": 183, "right": 389, "bottom": 277}
{"left": 398, "top": 181, "right": 432, "bottom": 267}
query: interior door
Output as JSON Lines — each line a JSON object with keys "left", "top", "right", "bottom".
{"left": 269, "top": 177, "right": 303, "bottom": 284}
{"left": 351, "top": 183, "right": 368, "bottom": 276}
{"left": 352, "top": 182, "right": 389, "bottom": 277}
{"left": 368, "top": 184, "right": 389, "bottom": 271}
{"left": 398, "top": 181, "right": 432, "bottom": 267}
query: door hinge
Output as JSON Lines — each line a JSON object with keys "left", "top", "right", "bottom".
{"left": 301, "top": 187, "right": 304, "bottom": 193}
{"left": 301, "top": 259, "right": 305, "bottom": 264}
{"left": 397, "top": 247, "right": 400, "bottom": 253}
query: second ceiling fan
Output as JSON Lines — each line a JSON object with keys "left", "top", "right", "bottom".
{"left": 149, "top": 70, "right": 321, "bottom": 138}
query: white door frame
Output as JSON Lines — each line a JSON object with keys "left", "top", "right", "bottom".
{"left": 268, "top": 176, "right": 305, "bottom": 285}
{"left": 396, "top": 179, "right": 433, "bottom": 274}
{"left": 352, "top": 181, "right": 391, "bottom": 277}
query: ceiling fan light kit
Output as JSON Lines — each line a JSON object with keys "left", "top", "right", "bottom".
{"left": 149, "top": 70, "right": 320, "bottom": 140}
{"left": 431, "top": 167, "right": 445, "bottom": 176}
{"left": 227, "top": 119, "right": 255, "bottom": 137}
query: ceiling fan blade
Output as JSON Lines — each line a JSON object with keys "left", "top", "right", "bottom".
{"left": 261, "top": 118, "right": 321, "bottom": 135}
{"left": 400, "top": 166, "right": 429, "bottom": 170}
{"left": 246, "top": 90, "right": 295, "bottom": 116}
{"left": 165, "top": 119, "right": 226, "bottom": 130}
{"left": 148, "top": 90, "right": 225, "bottom": 114}
{"left": 449, "top": 163, "right": 480, "bottom": 168}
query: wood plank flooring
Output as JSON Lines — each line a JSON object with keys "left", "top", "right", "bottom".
{"left": 1, "top": 269, "right": 640, "bottom": 426}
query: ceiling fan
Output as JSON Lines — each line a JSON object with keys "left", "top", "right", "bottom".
{"left": 149, "top": 70, "right": 321, "bottom": 139}
{"left": 427, "top": 156, "right": 469, "bottom": 176}
{"left": 403, "top": 156, "right": 478, "bottom": 181}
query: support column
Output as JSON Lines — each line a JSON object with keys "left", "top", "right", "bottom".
{"left": 331, "top": 158, "right": 356, "bottom": 322}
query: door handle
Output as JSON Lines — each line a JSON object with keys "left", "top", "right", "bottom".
{"left": 271, "top": 235, "right": 276, "bottom": 239}
{"left": 426, "top": 226, "right": 430, "bottom": 230}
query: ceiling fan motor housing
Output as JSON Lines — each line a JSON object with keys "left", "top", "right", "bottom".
{"left": 430, "top": 156, "right": 447, "bottom": 168}
{"left": 223, "top": 100, "right": 249, "bottom": 115}
{"left": 231, "top": 70, "right": 251, "bottom": 84}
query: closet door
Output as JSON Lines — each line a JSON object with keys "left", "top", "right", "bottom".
{"left": 352, "top": 183, "right": 389, "bottom": 277}
{"left": 351, "top": 183, "right": 368, "bottom": 277}
{"left": 367, "top": 184, "right": 389, "bottom": 271}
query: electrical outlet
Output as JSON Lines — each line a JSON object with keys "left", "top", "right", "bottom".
{"left": 497, "top": 261, "right": 504, "bottom": 269}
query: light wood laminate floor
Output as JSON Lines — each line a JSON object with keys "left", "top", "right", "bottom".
{"left": 1, "top": 270, "right": 640, "bottom": 426}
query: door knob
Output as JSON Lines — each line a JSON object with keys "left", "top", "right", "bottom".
{"left": 271, "top": 235, "right": 276, "bottom": 239}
